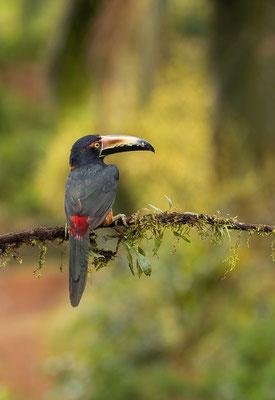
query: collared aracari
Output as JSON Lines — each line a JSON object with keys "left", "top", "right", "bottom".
{"left": 65, "top": 135, "right": 155, "bottom": 307}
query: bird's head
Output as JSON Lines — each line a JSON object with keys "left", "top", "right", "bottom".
{"left": 69, "top": 134, "right": 155, "bottom": 168}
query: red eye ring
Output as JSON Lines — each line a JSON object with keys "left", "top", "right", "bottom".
{"left": 94, "top": 142, "right": 100, "bottom": 149}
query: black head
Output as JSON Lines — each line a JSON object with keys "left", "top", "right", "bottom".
{"left": 69, "top": 135, "right": 101, "bottom": 167}
{"left": 69, "top": 134, "right": 155, "bottom": 168}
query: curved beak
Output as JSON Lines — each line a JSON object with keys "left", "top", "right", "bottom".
{"left": 100, "top": 135, "right": 155, "bottom": 157}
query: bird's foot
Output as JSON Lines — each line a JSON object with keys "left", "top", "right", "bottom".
{"left": 113, "top": 213, "right": 128, "bottom": 227}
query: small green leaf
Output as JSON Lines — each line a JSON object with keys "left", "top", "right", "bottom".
{"left": 148, "top": 204, "right": 163, "bottom": 213}
{"left": 173, "top": 231, "right": 191, "bottom": 243}
{"left": 164, "top": 194, "right": 172, "bottom": 209}
{"left": 138, "top": 246, "right": 145, "bottom": 256}
{"left": 136, "top": 260, "right": 143, "bottom": 278}
{"left": 173, "top": 231, "right": 180, "bottom": 237}
{"left": 153, "top": 232, "right": 164, "bottom": 256}
{"left": 123, "top": 242, "right": 133, "bottom": 250}
{"left": 123, "top": 242, "right": 135, "bottom": 276}
{"left": 126, "top": 248, "right": 135, "bottom": 276}
{"left": 136, "top": 252, "right": 152, "bottom": 276}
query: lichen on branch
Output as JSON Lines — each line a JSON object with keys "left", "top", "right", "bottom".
{"left": 0, "top": 211, "right": 274, "bottom": 272}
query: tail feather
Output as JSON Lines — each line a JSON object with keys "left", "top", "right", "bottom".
{"left": 69, "top": 233, "right": 90, "bottom": 307}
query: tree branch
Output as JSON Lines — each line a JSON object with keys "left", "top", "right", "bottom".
{"left": 0, "top": 212, "right": 274, "bottom": 253}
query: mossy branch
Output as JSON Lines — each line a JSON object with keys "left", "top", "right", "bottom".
{"left": 0, "top": 211, "right": 274, "bottom": 270}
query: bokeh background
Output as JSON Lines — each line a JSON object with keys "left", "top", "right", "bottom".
{"left": 0, "top": 0, "right": 275, "bottom": 399}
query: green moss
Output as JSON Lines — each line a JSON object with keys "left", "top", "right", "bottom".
{"left": 222, "top": 232, "right": 241, "bottom": 278}
{"left": 0, "top": 211, "right": 274, "bottom": 276}
{"left": 0, "top": 247, "right": 12, "bottom": 268}
{"left": 0, "top": 245, "right": 23, "bottom": 268}
{"left": 271, "top": 241, "right": 275, "bottom": 263}
{"left": 33, "top": 241, "right": 47, "bottom": 278}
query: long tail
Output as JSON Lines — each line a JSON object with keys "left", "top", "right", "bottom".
{"left": 69, "top": 233, "right": 90, "bottom": 307}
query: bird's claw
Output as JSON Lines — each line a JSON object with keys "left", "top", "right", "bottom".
{"left": 113, "top": 213, "right": 128, "bottom": 227}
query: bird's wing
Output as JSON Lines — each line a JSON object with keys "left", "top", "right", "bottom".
{"left": 65, "top": 165, "right": 119, "bottom": 230}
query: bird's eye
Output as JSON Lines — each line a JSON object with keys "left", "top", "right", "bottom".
{"left": 94, "top": 142, "right": 100, "bottom": 149}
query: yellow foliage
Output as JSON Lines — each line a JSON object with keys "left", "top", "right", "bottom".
{"left": 34, "top": 106, "right": 96, "bottom": 219}
{"left": 35, "top": 44, "right": 214, "bottom": 218}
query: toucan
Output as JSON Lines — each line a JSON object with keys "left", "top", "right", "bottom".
{"left": 64, "top": 135, "right": 155, "bottom": 307}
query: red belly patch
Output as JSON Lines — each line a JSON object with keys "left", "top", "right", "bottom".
{"left": 70, "top": 216, "right": 89, "bottom": 240}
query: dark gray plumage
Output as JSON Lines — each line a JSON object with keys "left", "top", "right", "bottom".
{"left": 65, "top": 163, "right": 119, "bottom": 307}
{"left": 65, "top": 134, "right": 154, "bottom": 307}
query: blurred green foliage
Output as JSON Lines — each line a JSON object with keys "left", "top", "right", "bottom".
{"left": 0, "top": 0, "right": 275, "bottom": 399}
{"left": 44, "top": 231, "right": 275, "bottom": 400}
{"left": 0, "top": 386, "right": 14, "bottom": 400}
